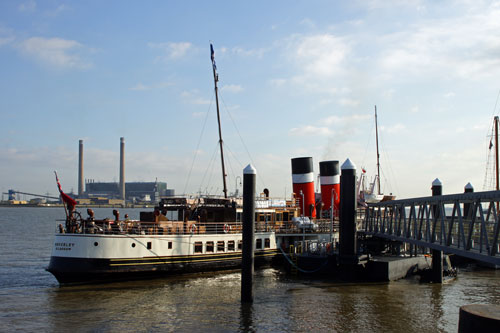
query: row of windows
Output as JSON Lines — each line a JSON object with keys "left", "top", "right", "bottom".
{"left": 193, "top": 238, "right": 271, "bottom": 254}
{"left": 236, "top": 212, "right": 292, "bottom": 222}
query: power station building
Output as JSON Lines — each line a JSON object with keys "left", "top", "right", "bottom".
{"left": 84, "top": 181, "right": 173, "bottom": 202}
{"left": 78, "top": 138, "right": 175, "bottom": 204}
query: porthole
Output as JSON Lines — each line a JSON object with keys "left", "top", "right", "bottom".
{"left": 94, "top": 242, "right": 98, "bottom": 246}
{"left": 132, "top": 243, "right": 136, "bottom": 248}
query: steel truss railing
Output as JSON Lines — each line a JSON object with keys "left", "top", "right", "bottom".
{"left": 361, "top": 191, "right": 500, "bottom": 266}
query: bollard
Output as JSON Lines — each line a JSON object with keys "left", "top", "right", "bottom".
{"left": 241, "top": 164, "right": 256, "bottom": 303}
{"left": 339, "top": 158, "right": 357, "bottom": 262}
{"left": 458, "top": 304, "right": 500, "bottom": 332}
{"left": 431, "top": 178, "right": 442, "bottom": 196}
{"left": 431, "top": 178, "right": 443, "bottom": 283}
{"left": 463, "top": 182, "right": 473, "bottom": 218}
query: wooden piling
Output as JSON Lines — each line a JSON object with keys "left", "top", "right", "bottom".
{"left": 339, "top": 158, "right": 357, "bottom": 263}
{"left": 241, "top": 164, "right": 256, "bottom": 303}
{"left": 431, "top": 178, "right": 443, "bottom": 283}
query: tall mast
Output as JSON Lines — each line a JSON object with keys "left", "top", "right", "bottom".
{"left": 211, "top": 44, "right": 228, "bottom": 198}
{"left": 495, "top": 116, "right": 499, "bottom": 192}
{"left": 375, "top": 105, "right": 381, "bottom": 195}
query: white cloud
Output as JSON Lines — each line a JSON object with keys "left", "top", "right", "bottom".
{"left": 129, "top": 83, "right": 149, "bottom": 91}
{"left": 269, "top": 78, "right": 286, "bottom": 87}
{"left": 18, "top": 37, "right": 91, "bottom": 69}
{"left": 129, "top": 82, "right": 173, "bottom": 91}
{"left": 290, "top": 33, "right": 350, "bottom": 79}
{"left": 362, "top": 0, "right": 426, "bottom": 11}
{"left": 323, "top": 114, "right": 371, "bottom": 125}
{"left": 289, "top": 125, "right": 331, "bottom": 137}
{"left": 339, "top": 98, "right": 360, "bottom": 107}
{"left": 45, "top": 4, "right": 69, "bottom": 17}
{"left": 382, "top": 123, "right": 406, "bottom": 133}
{"left": 231, "top": 46, "right": 266, "bottom": 58}
{"left": 300, "top": 18, "right": 316, "bottom": 29}
{"left": 181, "top": 90, "right": 211, "bottom": 105}
{"left": 148, "top": 41, "right": 193, "bottom": 61}
{"left": 222, "top": 84, "right": 243, "bottom": 93}
{"left": 0, "top": 36, "right": 15, "bottom": 47}
{"left": 18, "top": 0, "right": 36, "bottom": 12}
{"left": 383, "top": 89, "right": 395, "bottom": 99}
{"left": 379, "top": 5, "right": 500, "bottom": 79}
{"left": 444, "top": 92, "right": 455, "bottom": 98}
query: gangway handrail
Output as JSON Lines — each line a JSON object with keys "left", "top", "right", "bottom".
{"left": 360, "top": 190, "right": 500, "bottom": 266}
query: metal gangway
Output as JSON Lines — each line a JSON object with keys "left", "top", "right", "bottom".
{"left": 360, "top": 191, "right": 500, "bottom": 267}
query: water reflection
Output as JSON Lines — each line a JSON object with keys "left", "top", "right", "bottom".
{"left": 239, "top": 303, "right": 255, "bottom": 332}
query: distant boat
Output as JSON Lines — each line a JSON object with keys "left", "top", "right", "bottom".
{"left": 484, "top": 116, "right": 500, "bottom": 191}
{"left": 358, "top": 106, "right": 395, "bottom": 205}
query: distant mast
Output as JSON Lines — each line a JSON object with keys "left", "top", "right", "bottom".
{"left": 375, "top": 105, "right": 381, "bottom": 195}
{"left": 495, "top": 116, "right": 499, "bottom": 192}
{"left": 211, "top": 43, "right": 228, "bottom": 198}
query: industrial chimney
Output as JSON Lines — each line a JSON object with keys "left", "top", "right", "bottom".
{"left": 78, "top": 139, "right": 84, "bottom": 197}
{"left": 119, "top": 137, "right": 125, "bottom": 201}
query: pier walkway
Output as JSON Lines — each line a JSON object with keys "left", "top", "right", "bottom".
{"left": 360, "top": 191, "right": 500, "bottom": 267}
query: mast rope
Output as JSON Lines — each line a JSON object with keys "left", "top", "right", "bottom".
{"left": 219, "top": 94, "right": 267, "bottom": 190}
{"left": 199, "top": 142, "right": 221, "bottom": 195}
{"left": 183, "top": 96, "right": 214, "bottom": 196}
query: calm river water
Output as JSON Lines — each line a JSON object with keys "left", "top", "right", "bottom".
{"left": 0, "top": 207, "right": 498, "bottom": 332}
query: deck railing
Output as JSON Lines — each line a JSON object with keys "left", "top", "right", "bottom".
{"left": 56, "top": 217, "right": 339, "bottom": 236}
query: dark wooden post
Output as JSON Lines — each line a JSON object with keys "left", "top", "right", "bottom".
{"left": 241, "top": 164, "right": 256, "bottom": 303}
{"left": 339, "top": 158, "right": 357, "bottom": 263}
{"left": 431, "top": 178, "right": 443, "bottom": 283}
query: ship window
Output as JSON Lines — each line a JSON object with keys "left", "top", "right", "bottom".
{"left": 264, "top": 238, "right": 270, "bottom": 248}
{"left": 283, "top": 212, "right": 289, "bottom": 221}
{"left": 168, "top": 241, "right": 172, "bottom": 249}
{"left": 94, "top": 242, "right": 98, "bottom": 246}
{"left": 206, "top": 241, "right": 214, "bottom": 253}
{"left": 238, "top": 240, "right": 243, "bottom": 250}
{"left": 256, "top": 239, "right": 262, "bottom": 249}
{"left": 131, "top": 243, "right": 136, "bottom": 248}
{"left": 259, "top": 214, "right": 266, "bottom": 222}
{"left": 228, "top": 240, "right": 235, "bottom": 251}
{"left": 217, "top": 241, "right": 225, "bottom": 252}
{"left": 147, "top": 242, "right": 152, "bottom": 250}
{"left": 194, "top": 242, "right": 202, "bottom": 253}
{"left": 277, "top": 213, "right": 282, "bottom": 222}
{"left": 236, "top": 212, "right": 242, "bottom": 222}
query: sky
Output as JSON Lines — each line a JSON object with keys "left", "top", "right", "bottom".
{"left": 2, "top": 0, "right": 500, "bottom": 200}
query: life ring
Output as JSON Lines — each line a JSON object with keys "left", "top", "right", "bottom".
{"left": 223, "top": 224, "right": 231, "bottom": 233}
{"left": 190, "top": 224, "right": 197, "bottom": 233}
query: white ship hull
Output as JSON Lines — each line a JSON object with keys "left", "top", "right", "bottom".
{"left": 48, "top": 231, "right": 278, "bottom": 284}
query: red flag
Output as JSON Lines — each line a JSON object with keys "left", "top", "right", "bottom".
{"left": 54, "top": 171, "right": 77, "bottom": 207}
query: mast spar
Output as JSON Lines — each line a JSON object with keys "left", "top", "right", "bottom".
{"left": 211, "top": 43, "right": 228, "bottom": 198}
{"left": 375, "top": 105, "right": 381, "bottom": 195}
{"left": 495, "top": 116, "right": 499, "bottom": 193}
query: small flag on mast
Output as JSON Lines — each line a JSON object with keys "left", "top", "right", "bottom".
{"left": 210, "top": 43, "right": 216, "bottom": 70}
{"left": 54, "top": 171, "right": 77, "bottom": 207}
